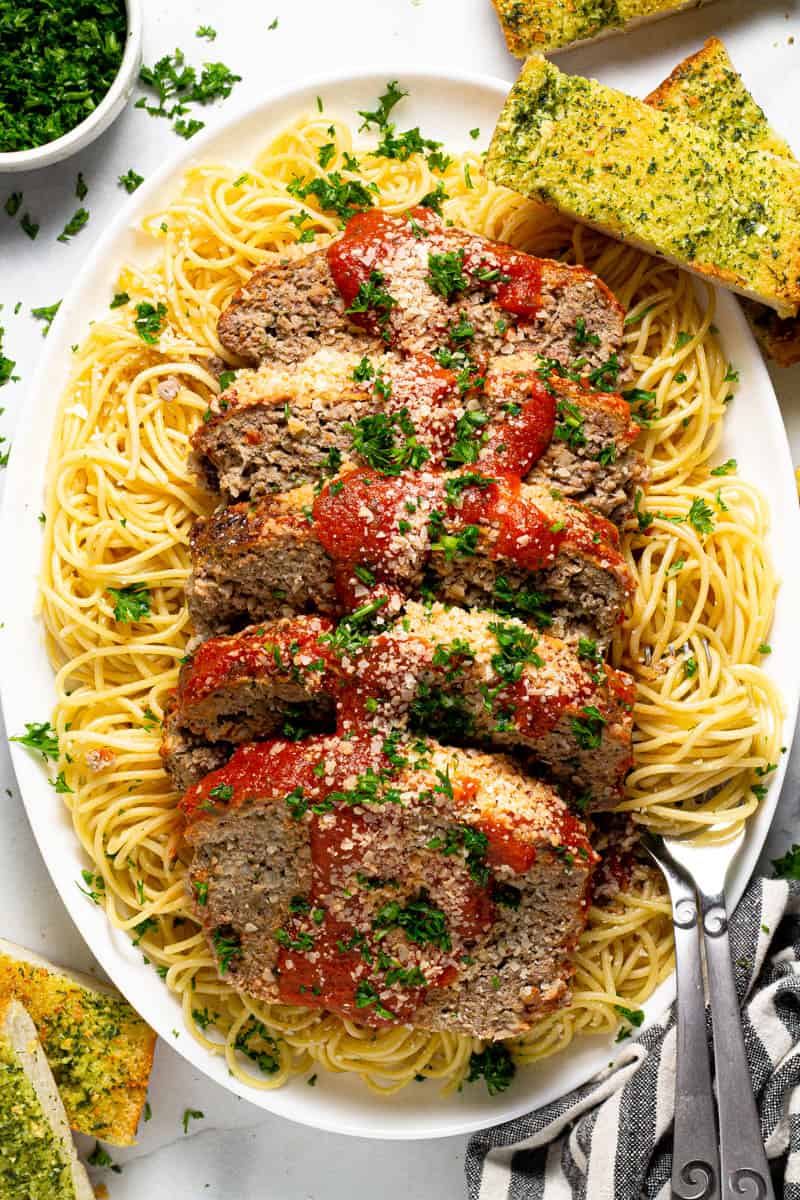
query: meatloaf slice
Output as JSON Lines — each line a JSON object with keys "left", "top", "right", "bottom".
{"left": 216, "top": 247, "right": 381, "bottom": 367}
{"left": 190, "top": 348, "right": 644, "bottom": 521}
{"left": 187, "top": 467, "right": 633, "bottom": 644}
{"left": 182, "top": 735, "right": 597, "bottom": 1039}
{"left": 217, "top": 207, "right": 625, "bottom": 375}
{"left": 164, "top": 603, "right": 633, "bottom": 806}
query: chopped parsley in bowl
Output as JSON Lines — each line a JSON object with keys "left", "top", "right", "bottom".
{"left": 0, "top": 0, "right": 143, "bottom": 171}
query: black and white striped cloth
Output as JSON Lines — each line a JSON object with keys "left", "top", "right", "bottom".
{"left": 466, "top": 877, "right": 800, "bottom": 1200}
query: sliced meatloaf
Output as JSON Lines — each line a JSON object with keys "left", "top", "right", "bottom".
{"left": 190, "top": 348, "right": 644, "bottom": 521}
{"left": 187, "top": 467, "right": 633, "bottom": 644}
{"left": 182, "top": 734, "right": 597, "bottom": 1039}
{"left": 217, "top": 207, "right": 625, "bottom": 374}
{"left": 164, "top": 603, "right": 633, "bottom": 806}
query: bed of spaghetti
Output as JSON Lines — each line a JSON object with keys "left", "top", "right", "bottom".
{"left": 38, "top": 111, "right": 782, "bottom": 1095}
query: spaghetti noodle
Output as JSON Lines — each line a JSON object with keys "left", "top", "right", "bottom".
{"left": 37, "top": 110, "right": 781, "bottom": 1095}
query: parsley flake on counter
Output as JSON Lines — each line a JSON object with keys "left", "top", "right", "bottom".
{"left": 268, "top": 17, "right": 279, "bottom": 30}
{"left": 10, "top": 721, "right": 59, "bottom": 760}
{"left": 57, "top": 207, "right": 90, "bottom": 242}
{"left": 182, "top": 1108, "right": 204, "bottom": 1134}
{"left": 134, "top": 301, "right": 167, "bottom": 344}
{"left": 20, "top": 213, "right": 39, "bottom": 240}
{"left": 76, "top": 173, "right": 88, "bottom": 201}
{"left": 4, "top": 193, "right": 22, "bottom": 218}
{"left": 106, "top": 582, "right": 152, "bottom": 622}
{"left": 136, "top": 49, "right": 241, "bottom": 139}
{"left": 119, "top": 168, "right": 144, "bottom": 193}
{"left": 88, "top": 1142, "right": 122, "bottom": 1173}
{"left": 196, "top": 25, "right": 217, "bottom": 39}
{"left": 31, "top": 301, "right": 61, "bottom": 336}
{"left": 0, "top": 327, "right": 16, "bottom": 387}
{"left": 469, "top": 127, "right": 480, "bottom": 139}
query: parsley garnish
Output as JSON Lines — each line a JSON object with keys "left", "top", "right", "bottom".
{"left": 76, "top": 173, "right": 88, "bottom": 201}
{"left": 426, "top": 249, "right": 468, "bottom": 302}
{"left": 466, "top": 1044, "right": 515, "bottom": 1095}
{"left": 488, "top": 620, "right": 543, "bottom": 684}
{"left": 107, "top": 582, "right": 152, "bottom": 622}
{"left": 212, "top": 925, "right": 241, "bottom": 974}
{"left": 373, "top": 892, "right": 451, "bottom": 951}
{"left": 134, "top": 301, "right": 167, "bottom": 344}
{"left": 345, "top": 269, "right": 395, "bottom": 324}
{"left": 419, "top": 181, "right": 449, "bottom": 213}
{"left": 196, "top": 25, "right": 216, "bottom": 39}
{"left": 110, "top": 292, "right": 130, "bottom": 309}
{"left": 234, "top": 1019, "right": 280, "bottom": 1073}
{"left": 710, "top": 458, "right": 737, "bottom": 476}
{"left": 10, "top": 721, "right": 58, "bottom": 760}
{"left": 571, "top": 705, "right": 606, "bottom": 750}
{"left": 288, "top": 172, "right": 376, "bottom": 222}
{"left": 348, "top": 409, "right": 428, "bottom": 475}
{"left": 554, "top": 398, "right": 586, "bottom": 450}
{"left": 687, "top": 497, "right": 715, "bottom": 536}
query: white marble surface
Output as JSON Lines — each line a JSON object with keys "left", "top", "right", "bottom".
{"left": 1, "top": 0, "right": 799, "bottom": 1195}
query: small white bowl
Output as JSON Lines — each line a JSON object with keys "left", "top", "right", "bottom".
{"left": 0, "top": 0, "right": 143, "bottom": 173}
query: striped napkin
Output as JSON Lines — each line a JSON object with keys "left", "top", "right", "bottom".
{"left": 466, "top": 877, "right": 800, "bottom": 1199}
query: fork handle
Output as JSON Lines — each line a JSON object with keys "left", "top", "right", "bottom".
{"left": 663, "top": 871, "right": 720, "bottom": 1200}
{"left": 699, "top": 889, "right": 775, "bottom": 1200}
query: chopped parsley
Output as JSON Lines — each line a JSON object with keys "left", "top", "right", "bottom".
{"left": 136, "top": 49, "right": 242, "bottom": 139}
{"left": 344, "top": 269, "right": 396, "bottom": 326}
{"left": 373, "top": 892, "right": 451, "bottom": 951}
{"left": 211, "top": 925, "right": 241, "bottom": 974}
{"left": 75, "top": 173, "right": 88, "bottom": 201}
{"left": 106, "top": 582, "right": 151, "bottom": 622}
{"left": 87, "top": 1142, "right": 122, "bottom": 1173}
{"left": 570, "top": 705, "right": 606, "bottom": 750}
{"left": 445, "top": 409, "right": 489, "bottom": 467}
{"left": 466, "top": 1044, "right": 515, "bottom": 1095}
{"left": 419, "top": 180, "right": 449, "bottom": 213}
{"left": 235, "top": 1019, "right": 280, "bottom": 1073}
{"left": 287, "top": 172, "right": 376, "bottom": 223}
{"left": 710, "top": 458, "right": 737, "bottom": 476}
{"left": 354, "top": 981, "right": 396, "bottom": 1021}
{"left": 182, "top": 1108, "right": 204, "bottom": 1133}
{"left": 492, "top": 575, "right": 552, "bottom": 629}
{"left": 0, "top": 1, "right": 127, "bottom": 152}
{"left": 31, "top": 302, "right": 61, "bottom": 336}
{"left": 488, "top": 620, "right": 543, "bottom": 684}
{"left": 119, "top": 169, "right": 144, "bottom": 193}
{"left": 196, "top": 25, "right": 217, "bottom": 39}
{"left": 348, "top": 409, "right": 428, "bottom": 474}
{"left": 553, "top": 398, "right": 586, "bottom": 450}
{"left": 10, "top": 721, "right": 59, "bottom": 760}
{"left": 428, "top": 825, "right": 489, "bottom": 885}
{"left": 426, "top": 249, "right": 468, "bottom": 302}
{"left": 57, "top": 208, "right": 90, "bottom": 243}
{"left": 687, "top": 497, "right": 715, "bottom": 536}
{"left": 134, "top": 301, "right": 168, "bottom": 344}
{"left": 110, "top": 292, "right": 130, "bottom": 309}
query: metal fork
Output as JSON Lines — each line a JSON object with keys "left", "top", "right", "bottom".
{"left": 643, "top": 829, "right": 774, "bottom": 1200}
